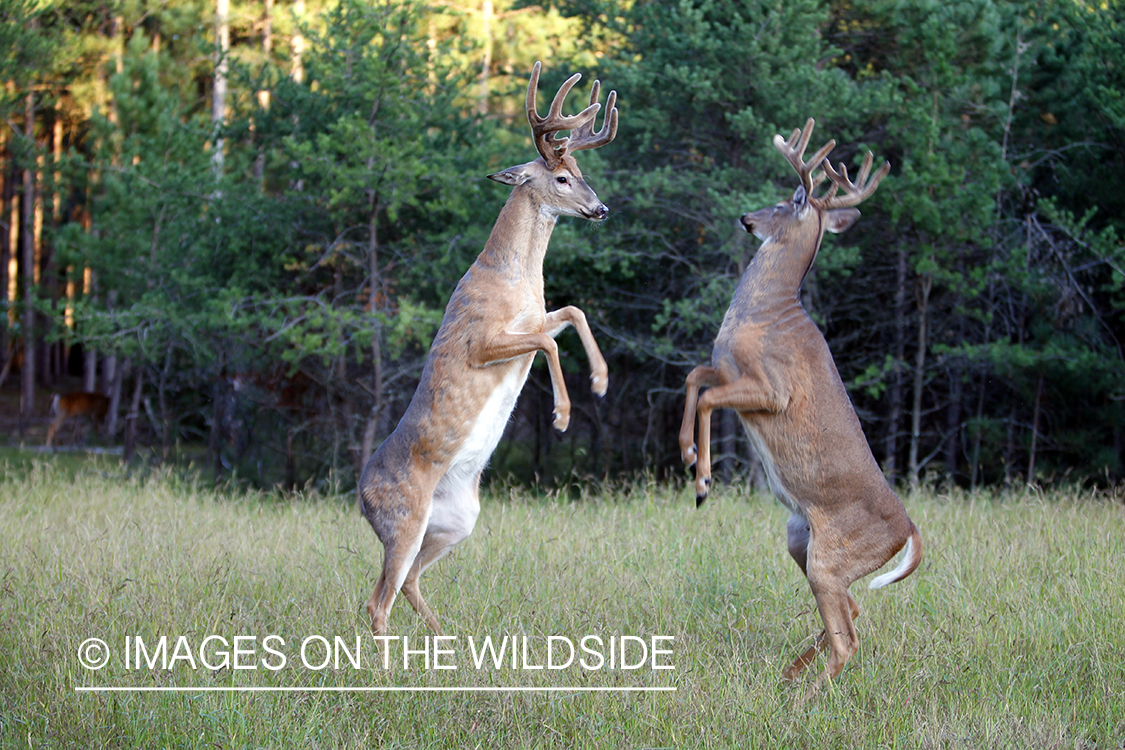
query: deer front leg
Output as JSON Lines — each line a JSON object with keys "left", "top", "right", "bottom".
{"left": 477, "top": 331, "right": 572, "bottom": 431}
{"left": 679, "top": 366, "right": 721, "bottom": 469}
{"left": 693, "top": 376, "right": 783, "bottom": 504}
{"left": 45, "top": 413, "right": 67, "bottom": 448}
{"left": 543, "top": 305, "right": 608, "bottom": 396}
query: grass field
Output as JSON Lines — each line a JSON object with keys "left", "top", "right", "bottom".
{"left": 0, "top": 458, "right": 1123, "bottom": 749}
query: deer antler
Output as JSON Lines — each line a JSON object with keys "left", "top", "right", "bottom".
{"left": 818, "top": 150, "right": 892, "bottom": 209}
{"left": 525, "top": 61, "right": 609, "bottom": 169}
{"left": 566, "top": 79, "right": 618, "bottom": 154}
{"left": 772, "top": 117, "right": 835, "bottom": 199}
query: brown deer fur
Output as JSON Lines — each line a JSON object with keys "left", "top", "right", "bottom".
{"left": 679, "top": 119, "right": 922, "bottom": 684}
{"left": 45, "top": 392, "right": 110, "bottom": 448}
{"left": 358, "top": 62, "right": 618, "bottom": 636}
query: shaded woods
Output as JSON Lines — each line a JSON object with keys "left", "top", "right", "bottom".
{"left": 1, "top": 0, "right": 1122, "bottom": 490}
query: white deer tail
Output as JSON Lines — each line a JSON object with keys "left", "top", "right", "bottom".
{"left": 868, "top": 524, "right": 923, "bottom": 590}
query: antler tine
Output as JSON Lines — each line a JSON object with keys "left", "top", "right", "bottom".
{"left": 525, "top": 61, "right": 601, "bottom": 169}
{"left": 820, "top": 150, "right": 891, "bottom": 209}
{"left": 773, "top": 118, "right": 835, "bottom": 195}
{"left": 568, "top": 81, "right": 618, "bottom": 153}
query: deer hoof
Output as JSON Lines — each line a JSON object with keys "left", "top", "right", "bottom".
{"left": 591, "top": 372, "right": 608, "bottom": 397}
{"left": 367, "top": 605, "right": 386, "bottom": 637}
{"left": 695, "top": 477, "right": 710, "bottom": 507}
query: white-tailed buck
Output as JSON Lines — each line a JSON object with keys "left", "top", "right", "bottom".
{"left": 45, "top": 391, "right": 110, "bottom": 448}
{"left": 679, "top": 119, "right": 922, "bottom": 684}
{"left": 358, "top": 62, "right": 617, "bottom": 635}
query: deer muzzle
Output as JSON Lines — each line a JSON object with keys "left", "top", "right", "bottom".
{"left": 740, "top": 204, "right": 782, "bottom": 240}
{"left": 740, "top": 212, "right": 758, "bottom": 234}
{"left": 584, "top": 203, "right": 609, "bottom": 221}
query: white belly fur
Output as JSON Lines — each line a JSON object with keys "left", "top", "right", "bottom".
{"left": 428, "top": 358, "right": 532, "bottom": 537}
{"left": 740, "top": 417, "right": 803, "bottom": 519}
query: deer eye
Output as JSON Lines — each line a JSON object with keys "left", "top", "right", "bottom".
{"left": 556, "top": 175, "right": 569, "bottom": 184}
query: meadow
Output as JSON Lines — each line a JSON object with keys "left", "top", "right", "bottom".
{"left": 0, "top": 459, "right": 1122, "bottom": 749}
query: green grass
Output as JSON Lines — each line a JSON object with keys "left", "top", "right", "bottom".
{"left": 1, "top": 460, "right": 1123, "bottom": 748}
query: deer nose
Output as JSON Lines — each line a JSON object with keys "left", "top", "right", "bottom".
{"left": 588, "top": 203, "right": 609, "bottom": 221}
{"left": 740, "top": 214, "right": 754, "bottom": 233}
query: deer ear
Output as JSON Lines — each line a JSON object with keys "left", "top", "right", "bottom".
{"left": 487, "top": 166, "right": 533, "bottom": 186}
{"left": 825, "top": 208, "right": 861, "bottom": 234}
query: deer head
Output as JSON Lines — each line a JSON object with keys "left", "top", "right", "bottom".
{"left": 741, "top": 118, "right": 890, "bottom": 245}
{"left": 487, "top": 61, "right": 619, "bottom": 221}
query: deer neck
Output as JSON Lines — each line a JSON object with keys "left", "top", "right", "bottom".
{"left": 732, "top": 229, "right": 824, "bottom": 318}
{"left": 477, "top": 187, "right": 559, "bottom": 287}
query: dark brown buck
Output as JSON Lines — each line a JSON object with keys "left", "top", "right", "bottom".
{"left": 358, "top": 62, "right": 618, "bottom": 636}
{"left": 679, "top": 118, "right": 922, "bottom": 684}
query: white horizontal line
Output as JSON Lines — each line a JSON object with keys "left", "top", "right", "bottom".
{"left": 76, "top": 686, "right": 676, "bottom": 693}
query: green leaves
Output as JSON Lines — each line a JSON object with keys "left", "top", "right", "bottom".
{"left": 4, "top": 0, "right": 1123, "bottom": 485}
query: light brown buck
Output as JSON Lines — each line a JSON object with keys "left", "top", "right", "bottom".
{"left": 358, "top": 62, "right": 617, "bottom": 635}
{"left": 679, "top": 118, "right": 922, "bottom": 684}
{"left": 45, "top": 391, "right": 110, "bottom": 448}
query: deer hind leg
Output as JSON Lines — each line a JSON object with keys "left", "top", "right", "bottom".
{"left": 784, "top": 539, "right": 864, "bottom": 684}
{"left": 811, "top": 583, "right": 861, "bottom": 685}
{"left": 399, "top": 474, "right": 482, "bottom": 634}
{"left": 783, "top": 591, "right": 861, "bottom": 682}
{"left": 366, "top": 504, "right": 430, "bottom": 637}
{"left": 784, "top": 514, "right": 821, "bottom": 680}
{"left": 785, "top": 508, "right": 916, "bottom": 681}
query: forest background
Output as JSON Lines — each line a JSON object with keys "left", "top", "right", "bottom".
{"left": 1, "top": 0, "right": 1122, "bottom": 492}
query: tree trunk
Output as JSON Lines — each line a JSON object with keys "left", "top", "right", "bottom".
{"left": 884, "top": 245, "right": 908, "bottom": 481}
{"left": 533, "top": 381, "right": 544, "bottom": 479}
{"left": 34, "top": 149, "right": 57, "bottom": 385}
{"left": 211, "top": 0, "right": 230, "bottom": 179}
{"left": 102, "top": 354, "right": 118, "bottom": 398}
{"left": 718, "top": 407, "right": 736, "bottom": 484}
{"left": 83, "top": 348, "right": 98, "bottom": 391}
{"left": 0, "top": 127, "right": 9, "bottom": 366}
{"left": 970, "top": 370, "right": 987, "bottom": 490}
{"left": 124, "top": 368, "right": 144, "bottom": 462}
{"left": 907, "top": 272, "right": 932, "bottom": 489}
{"left": 478, "top": 0, "right": 493, "bottom": 115}
{"left": 1004, "top": 402, "right": 1017, "bottom": 486}
{"left": 105, "top": 357, "right": 125, "bottom": 439}
{"left": 360, "top": 194, "right": 385, "bottom": 467}
{"left": 945, "top": 348, "right": 964, "bottom": 484}
{"left": 6, "top": 97, "right": 17, "bottom": 330}
{"left": 209, "top": 370, "right": 225, "bottom": 480}
{"left": 1027, "top": 372, "right": 1044, "bottom": 484}
{"left": 51, "top": 116, "right": 66, "bottom": 379}
{"left": 20, "top": 90, "right": 35, "bottom": 426}
{"left": 291, "top": 0, "right": 306, "bottom": 84}
{"left": 158, "top": 348, "right": 173, "bottom": 461}
{"left": 253, "top": 0, "right": 273, "bottom": 184}
{"left": 259, "top": 0, "right": 273, "bottom": 102}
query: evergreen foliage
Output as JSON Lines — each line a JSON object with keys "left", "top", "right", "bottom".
{"left": 1, "top": 0, "right": 1122, "bottom": 490}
